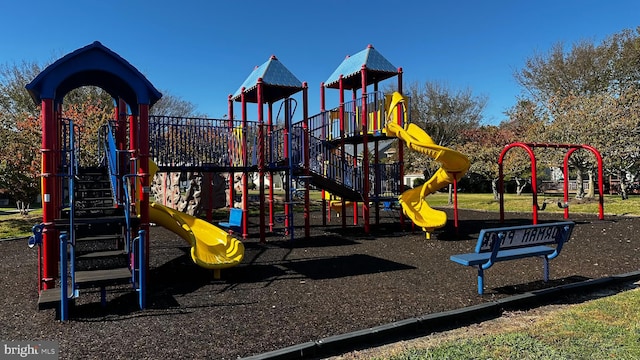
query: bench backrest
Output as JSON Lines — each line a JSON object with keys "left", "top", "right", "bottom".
{"left": 229, "top": 208, "right": 243, "bottom": 226}
{"left": 475, "top": 221, "right": 575, "bottom": 253}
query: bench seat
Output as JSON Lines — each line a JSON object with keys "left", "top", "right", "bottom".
{"left": 450, "top": 245, "right": 555, "bottom": 266}
{"left": 449, "top": 221, "right": 575, "bottom": 294}
{"left": 219, "top": 208, "right": 242, "bottom": 232}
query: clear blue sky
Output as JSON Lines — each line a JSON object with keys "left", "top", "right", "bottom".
{"left": 2, "top": 0, "right": 638, "bottom": 124}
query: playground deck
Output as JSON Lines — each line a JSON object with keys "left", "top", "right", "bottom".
{"left": 2, "top": 208, "right": 639, "bottom": 359}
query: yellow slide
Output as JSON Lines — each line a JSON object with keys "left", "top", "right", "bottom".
{"left": 147, "top": 161, "right": 244, "bottom": 277}
{"left": 149, "top": 203, "right": 244, "bottom": 276}
{"left": 385, "top": 93, "right": 470, "bottom": 238}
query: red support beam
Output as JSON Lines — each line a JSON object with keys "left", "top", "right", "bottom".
{"left": 40, "top": 98, "right": 57, "bottom": 290}
{"left": 303, "top": 83, "right": 310, "bottom": 238}
{"left": 227, "top": 95, "right": 234, "bottom": 209}
{"left": 257, "top": 79, "right": 266, "bottom": 242}
{"left": 267, "top": 102, "right": 274, "bottom": 233}
{"left": 499, "top": 142, "right": 538, "bottom": 224}
{"left": 320, "top": 82, "right": 327, "bottom": 226}
{"left": 397, "top": 67, "right": 405, "bottom": 229}
{"left": 241, "top": 89, "right": 249, "bottom": 239}
{"left": 361, "top": 66, "right": 370, "bottom": 233}
{"left": 339, "top": 76, "right": 346, "bottom": 229}
{"left": 138, "top": 103, "right": 151, "bottom": 275}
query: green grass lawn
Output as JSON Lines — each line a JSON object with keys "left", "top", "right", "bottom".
{"left": 427, "top": 192, "right": 639, "bottom": 216}
{"left": 380, "top": 288, "right": 640, "bottom": 359}
{"left": 0, "top": 208, "right": 43, "bottom": 239}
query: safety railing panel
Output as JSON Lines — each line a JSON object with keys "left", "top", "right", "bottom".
{"left": 370, "top": 163, "right": 402, "bottom": 197}
{"left": 308, "top": 91, "right": 408, "bottom": 140}
{"left": 292, "top": 125, "right": 364, "bottom": 193}
{"left": 149, "top": 116, "right": 263, "bottom": 169}
{"left": 268, "top": 124, "right": 289, "bottom": 166}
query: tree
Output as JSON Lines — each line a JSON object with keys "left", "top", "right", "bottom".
{"left": 501, "top": 100, "right": 550, "bottom": 196}
{"left": 62, "top": 86, "right": 114, "bottom": 166}
{"left": 150, "top": 92, "right": 200, "bottom": 117}
{"left": 514, "top": 27, "right": 640, "bottom": 200}
{"left": 459, "top": 125, "right": 515, "bottom": 199}
{"left": 403, "top": 81, "right": 486, "bottom": 203}
{"left": 0, "top": 57, "right": 205, "bottom": 213}
{"left": 0, "top": 61, "right": 44, "bottom": 213}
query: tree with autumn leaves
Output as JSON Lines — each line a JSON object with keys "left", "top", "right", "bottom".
{"left": 0, "top": 61, "right": 42, "bottom": 214}
{"left": 0, "top": 59, "right": 199, "bottom": 213}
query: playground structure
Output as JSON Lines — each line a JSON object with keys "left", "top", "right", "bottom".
{"left": 498, "top": 142, "right": 605, "bottom": 224}
{"left": 25, "top": 41, "right": 470, "bottom": 319}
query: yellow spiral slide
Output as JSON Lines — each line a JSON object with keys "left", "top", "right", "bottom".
{"left": 385, "top": 93, "right": 470, "bottom": 238}
{"left": 147, "top": 161, "right": 244, "bottom": 278}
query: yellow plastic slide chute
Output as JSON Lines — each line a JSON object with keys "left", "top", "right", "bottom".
{"left": 385, "top": 92, "right": 470, "bottom": 238}
{"left": 147, "top": 161, "right": 244, "bottom": 277}
{"left": 324, "top": 191, "right": 353, "bottom": 217}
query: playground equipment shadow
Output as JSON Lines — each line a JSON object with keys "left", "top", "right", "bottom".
{"left": 1, "top": 208, "right": 639, "bottom": 359}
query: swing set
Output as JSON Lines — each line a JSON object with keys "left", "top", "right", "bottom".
{"left": 498, "top": 142, "right": 605, "bottom": 224}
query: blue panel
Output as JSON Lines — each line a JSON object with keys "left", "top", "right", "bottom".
{"left": 450, "top": 252, "right": 491, "bottom": 266}
{"left": 325, "top": 45, "right": 397, "bottom": 87}
{"left": 232, "top": 56, "right": 302, "bottom": 101}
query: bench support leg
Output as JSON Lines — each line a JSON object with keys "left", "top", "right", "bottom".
{"left": 543, "top": 256, "right": 550, "bottom": 282}
{"left": 477, "top": 267, "right": 485, "bottom": 295}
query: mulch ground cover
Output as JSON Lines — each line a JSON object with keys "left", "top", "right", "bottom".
{"left": 1, "top": 207, "right": 639, "bottom": 359}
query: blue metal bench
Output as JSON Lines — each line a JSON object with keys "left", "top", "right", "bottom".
{"left": 450, "top": 221, "right": 575, "bottom": 294}
{"left": 219, "top": 208, "right": 243, "bottom": 233}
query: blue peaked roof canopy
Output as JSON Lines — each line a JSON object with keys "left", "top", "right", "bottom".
{"left": 232, "top": 55, "right": 303, "bottom": 103}
{"left": 26, "top": 41, "right": 162, "bottom": 113}
{"left": 325, "top": 45, "right": 398, "bottom": 90}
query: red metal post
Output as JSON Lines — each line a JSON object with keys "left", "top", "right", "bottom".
{"left": 267, "top": 102, "right": 274, "bottom": 232}
{"left": 397, "top": 67, "right": 405, "bottom": 228}
{"left": 361, "top": 66, "right": 370, "bottom": 233}
{"left": 563, "top": 145, "right": 605, "bottom": 220}
{"left": 452, "top": 173, "right": 459, "bottom": 232}
{"left": 40, "top": 98, "right": 57, "bottom": 290}
{"left": 339, "top": 76, "right": 347, "bottom": 229}
{"left": 373, "top": 82, "right": 380, "bottom": 226}
{"left": 320, "top": 82, "right": 327, "bottom": 226}
{"left": 257, "top": 79, "right": 266, "bottom": 242}
{"left": 128, "top": 109, "right": 137, "bottom": 201}
{"left": 227, "top": 95, "right": 235, "bottom": 208}
{"left": 352, "top": 88, "right": 358, "bottom": 226}
{"left": 138, "top": 103, "right": 151, "bottom": 274}
{"left": 241, "top": 89, "right": 249, "bottom": 239}
{"left": 116, "top": 98, "right": 128, "bottom": 202}
{"left": 563, "top": 149, "right": 573, "bottom": 220}
{"left": 283, "top": 98, "right": 291, "bottom": 234}
{"left": 303, "top": 83, "right": 310, "bottom": 238}
{"left": 498, "top": 142, "right": 538, "bottom": 224}
{"left": 586, "top": 145, "right": 606, "bottom": 220}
